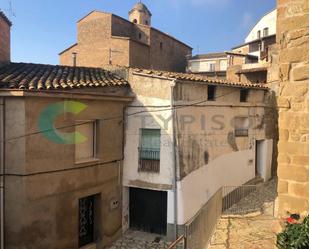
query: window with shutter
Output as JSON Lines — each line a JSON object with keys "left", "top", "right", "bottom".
{"left": 139, "top": 129, "right": 161, "bottom": 173}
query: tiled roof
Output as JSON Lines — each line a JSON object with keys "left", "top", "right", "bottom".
{"left": 0, "top": 63, "right": 129, "bottom": 90}
{"left": 132, "top": 68, "right": 269, "bottom": 89}
{"left": 0, "top": 11, "right": 12, "bottom": 26}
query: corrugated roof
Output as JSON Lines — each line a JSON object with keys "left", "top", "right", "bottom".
{"left": 132, "top": 68, "right": 268, "bottom": 90}
{"left": 0, "top": 63, "right": 129, "bottom": 90}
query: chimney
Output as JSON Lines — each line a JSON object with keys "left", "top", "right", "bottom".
{"left": 0, "top": 11, "right": 12, "bottom": 67}
{"left": 72, "top": 52, "right": 77, "bottom": 67}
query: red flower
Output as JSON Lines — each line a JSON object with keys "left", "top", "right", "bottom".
{"left": 287, "top": 217, "right": 297, "bottom": 224}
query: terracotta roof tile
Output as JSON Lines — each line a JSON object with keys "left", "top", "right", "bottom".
{"left": 0, "top": 63, "right": 129, "bottom": 90}
{"left": 132, "top": 68, "right": 269, "bottom": 90}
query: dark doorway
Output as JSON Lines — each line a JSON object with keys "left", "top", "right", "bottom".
{"left": 79, "top": 195, "right": 95, "bottom": 247}
{"left": 129, "top": 188, "right": 167, "bottom": 235}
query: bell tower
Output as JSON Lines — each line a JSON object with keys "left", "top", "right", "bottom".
{"left": 129, "top": 1, "right": 152, "bottom": 26}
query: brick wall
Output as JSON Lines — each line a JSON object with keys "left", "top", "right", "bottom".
{"left": 0, "top": 12, "right": 11, "bottom": 66}
{"left": 276, "top": 0, "right": 309, "bottom": 217}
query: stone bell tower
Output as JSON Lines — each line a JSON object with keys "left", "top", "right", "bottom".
{"left": 129, "top": 1, "right": 152, "bottom": 26}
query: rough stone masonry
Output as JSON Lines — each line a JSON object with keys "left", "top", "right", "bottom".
{"left": 276, "top": 0, "right": 309, "bottom": 217}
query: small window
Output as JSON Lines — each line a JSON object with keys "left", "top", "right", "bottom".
{"left": 139, "top": 129, "right": 161, "bottom": 173}
{"left": 145, "top": 20, "right": 148, "bottom": 25}
{"left": 240, "top": 89, "right": 249, "bottom": 102}
{"left": 263, "top": 27, "right": 269, "bottom": 37}
{"left": 207, "top": 85, "right": 216, "bottom": 101}
{"left": 257, "top": 30, "right": 261, "bottom": 39}
{"left": 139, "top": 33, "right": 142, "bottom": 40}
{"left": 209, "top": 63, "right": 216, "bottom": 72}
{"left": 79, "top": 195, "right": 95, "bottom": 247}
{"left": 75, "top": 120, "right": 96, "bottom": 162}
{"left": 133, "top": 19, "right": 137, "bottom": 24}
{"left": 160, "top": 42, "right": 163, "bottom": 50}
{"left": 234, "top": 116, "right": 249, "bottom": 137}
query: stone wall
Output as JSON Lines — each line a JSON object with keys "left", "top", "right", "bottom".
{"left": 4, "top": 95, "right": 130, "bottom": 249}
{"left": 59, "top": 11, "right": 192, "bottom": 72}
{"left": 276, "top": 0, "right": 309, "bottom": 217}
{"left": 0, "top": 12, "right": 11, "bottom": 66}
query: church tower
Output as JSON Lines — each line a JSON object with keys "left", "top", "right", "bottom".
{"left": 129, "top": 1, "right": 152, "bottom": 26}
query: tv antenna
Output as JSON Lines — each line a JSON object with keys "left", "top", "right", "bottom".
{"left": 4, "top": 1, "right": 16, "bottom": 18}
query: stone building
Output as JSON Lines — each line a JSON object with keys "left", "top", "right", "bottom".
{"left": 121, "top": 68, "right": 274, "bottom": 241}
{"left": 187, "top": 52, "right": 228, "bottom": 79}
{"left": 0, "top": 13, "right": 134, "bottom": 249}
{"left": 0, "top": 11, "right": 11, "bottom": 67}
{"left": 276, "top": 0, "right": 309, "bottom": 217}
{"left": 59, "top": 2, "right": 192, "bottom": 72}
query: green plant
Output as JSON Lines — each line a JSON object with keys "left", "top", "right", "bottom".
{"left": 277, "top": 216, "right": 309, "bottom": 249}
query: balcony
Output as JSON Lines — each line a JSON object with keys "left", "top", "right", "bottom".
{"left": 138, "top": 148, "right": 160, "bottom": 173}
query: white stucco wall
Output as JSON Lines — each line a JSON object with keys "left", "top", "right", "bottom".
{"left": 123, "top": 96, "right": 174, "bottom": 187}
{"left": 122, "top": 94, "right": 176, "bottom": 230}
{"left": 177, "top": 149, "right": 255, "bottom": 224}
{"left": 245, "top": 9, "right": 277, "bottom": 43}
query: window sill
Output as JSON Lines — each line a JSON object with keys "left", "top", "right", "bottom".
{"left": 75, "top": 158, "right": 100, "bottom": 167}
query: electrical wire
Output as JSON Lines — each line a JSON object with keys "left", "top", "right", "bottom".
{"left": 1, "top": 88, "right": 267, "bottom": 143}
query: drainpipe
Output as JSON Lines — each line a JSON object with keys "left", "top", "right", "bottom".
{"left": 170, "top": 80, "right": 178, "bottom": 241}
{"left": 0, "top": 98, "right": 5, "bottom": 249}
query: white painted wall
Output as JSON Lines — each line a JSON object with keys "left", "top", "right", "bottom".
{"left": 177, "top": 149, "right": 255, "bottom": 225}
{"left": 123, "top": 96, "right": 174, "bottom": 188}
{"left": 122, "top": 94, "right": 176, "bottom": 230}
{"left": 189, "top": 58, "right": 227, "bottom": 72}
{"left": 245, "top": 9, "right": 277, "bottom": 43}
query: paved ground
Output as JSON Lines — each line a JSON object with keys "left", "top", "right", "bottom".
{"left": 209, "top": 179, "right": 282, "bottom": 249}
{"left": 208, "top": 215, "right": 281, "bottom": 249}
{"left": 106, "top": 230, "right": 170, "bottom": 249}
{"left": 108, "top": 179, "right": 280, "bottom": 249}
{"left": 224, "top": 179, "right": 278, "bottom": 216}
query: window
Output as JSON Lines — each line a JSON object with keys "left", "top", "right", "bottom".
{"left": 219, "top": 59, "right": 228, "bottom": 71}
{"left": 133, "top": 19, "right": 137, "bottom": 24}
{"left": 240, "top": 89, "right": 249, "bottom": 102}
{"left": 160, "top": 42, "right": 163, "bottom": 50}
{"left": 257, "top": 30, "right": 261, "bottom": 39}
{"left": 79, "top": 195, "right": 95, "bottom": 247}
{"left": 263, "top": 27, "right": 269, "bottom": 37}
{"left": 145, "top": 20, "right": 149, "bottom": 25}
{"left": 75, "top": 120, "right": 96, "bottom": 162}
{"left": 209, "top": 63, "right": 216, "bottom": 72}
{"left": 138, "top": 33, "right": 142, "bottom": 40}
{"left": 139, "top": 129, "right": 161, "bottom": 173}
{"left": 234, "top": 116, "right": 249, "bottom": 137}
{"left": 207, "top": 85, "right": 216, "bottom": 101}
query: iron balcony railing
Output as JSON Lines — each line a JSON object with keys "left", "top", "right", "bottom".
{"left": 138, "top": 148, "right": 160, "bottom": 173}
